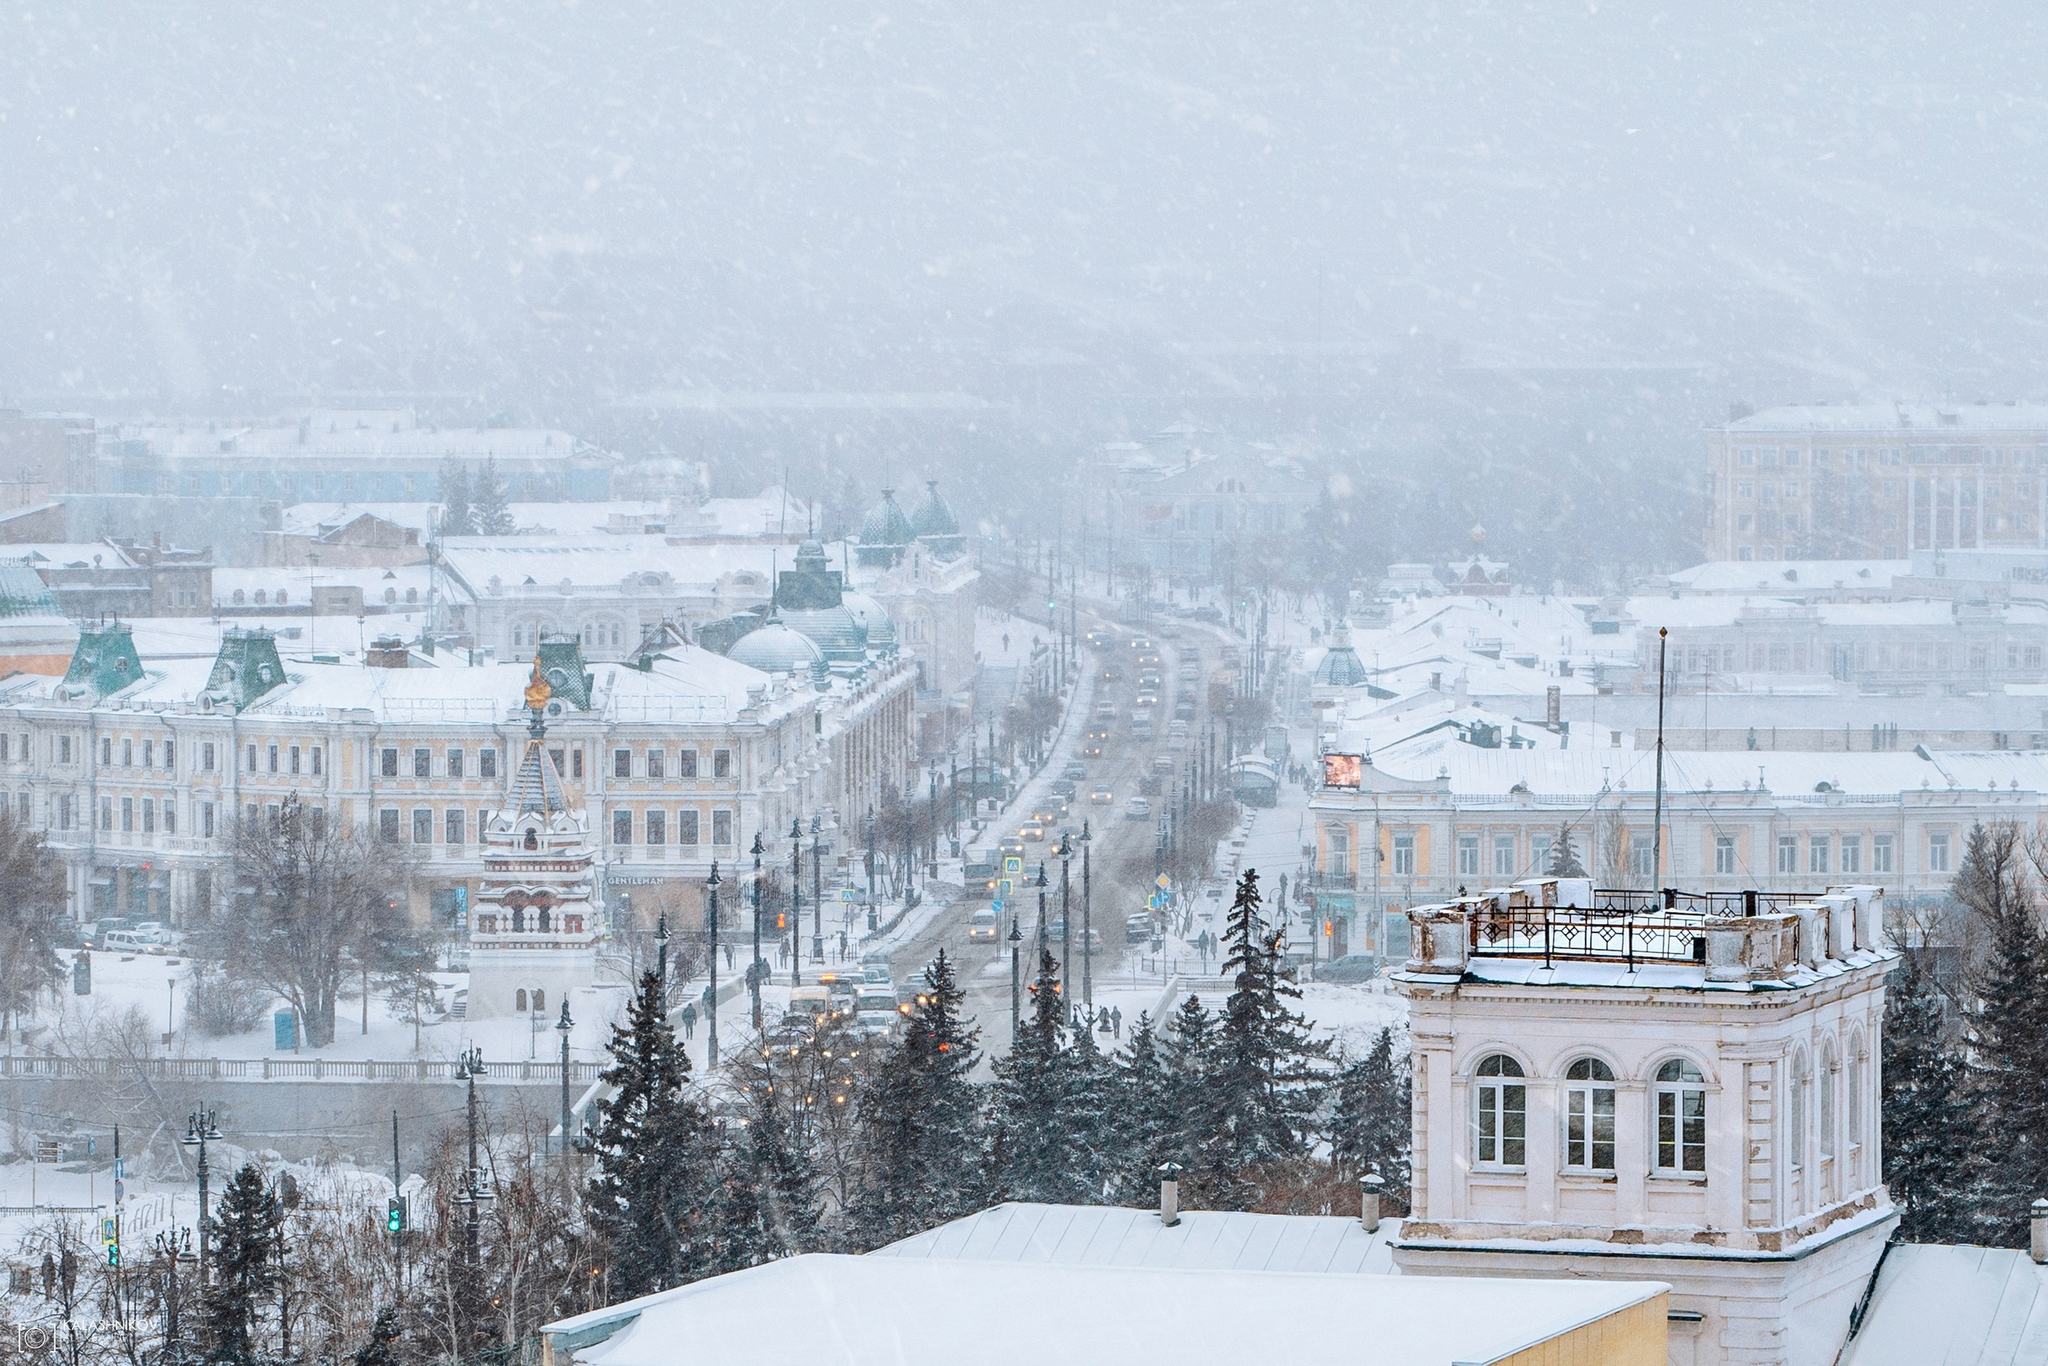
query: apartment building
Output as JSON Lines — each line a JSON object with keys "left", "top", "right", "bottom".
{"left": 1307, "top": 697, "right": 2033, "bottom": 960}
{"left": 1706, "top": 401, "right": 2048, "bottom": 562}
{"left": 0, "top": 624, "right": 917, "bottom": 934}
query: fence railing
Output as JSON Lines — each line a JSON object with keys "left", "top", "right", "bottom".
{"left": 0, "top": 1056, "right": 606, "bottom": 1084}
{"left": 1470, "top": 905, "right": 1710, "bottom": 968}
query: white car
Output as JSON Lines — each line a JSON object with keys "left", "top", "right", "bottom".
{"left": 1124, "top": 796, "right": 1152, "bottom": 820}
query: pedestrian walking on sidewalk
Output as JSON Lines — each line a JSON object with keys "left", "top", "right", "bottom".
{"left": 1111, "top": 1006, "right": 1122, "bottom": 1037}
{"left": 680, "top": 1002, "right": 697, "bottom": 1039}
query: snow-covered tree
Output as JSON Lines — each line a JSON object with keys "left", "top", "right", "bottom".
{"left": 436, "top": 458, "right": 474, "bottom": 537}
{"left": 1331, "top": 1027, "right": 1412, "bottom": 1211}
{"left": 585, "top": 968, "right": 716, "bottom": 1294}
{"left": 1883, "top": 948, "right": 1974, "bottom": 1244}
{"left": 1201, "top": 870, "right": 1328, "bottom": 1207}
{"left": 850, "top": 950, "right": 984, "bottom": 1245}
{"left": 200, "top": 1164, "right": 279, "bottom": 1366}
{"left": 1547, "top": 824, "right": 1586, "bottom": 878}
{"left": 472, "top": 456, "right": 514, "bottom": 535}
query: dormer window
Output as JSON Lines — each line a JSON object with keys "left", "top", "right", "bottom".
{"left": 1563, "top": 1058, "right": 1617, "bottom": 1171}
{"left": 1654, "top": 1060, "right": 1707, "bottom": 1174}
{"left": 523, "top": 828, "right": 538, "bottom": 851}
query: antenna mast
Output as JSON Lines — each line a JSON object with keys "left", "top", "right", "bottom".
{"left": 1652, "top": 627, "right": 1668, "bottom": 895}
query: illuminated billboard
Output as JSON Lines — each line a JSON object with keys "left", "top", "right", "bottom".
{"left": 1323, "top": 753, "right": 1364, "bottom": 789}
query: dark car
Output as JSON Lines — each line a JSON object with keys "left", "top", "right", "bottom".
{"left": 1051, "top": 778, "right": 1076, "bottom": 797}
{"left": 1316, "top": 955, "right": 1380, "bottom": 984}
{"left": 1140, "top": 775, "right": 1162, "bottom": 795}
{"left": 1125, "top": 913, "right": 1154, "bottom": 942}
{"left": 1062, "top": 761, "right": 1088, "bottom": 781}
{"left": 1193, "top": 606, "right": 1224, "bottom": 623}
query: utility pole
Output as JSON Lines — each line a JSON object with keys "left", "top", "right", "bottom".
{"left": 750, "top": 832, "right": 765, "bottom": 1031}
{"left": 391, "top": 1109, "right": 404, "bottom": 1289}
{"left": 705, "top": 861, "right": 721, "bottom": 1071}
{"left": 1653, "top": 627, "right": 1668, "bottom": 892}
{"left": 1058, "top": 832, "right": 1073, "bottom": 1011}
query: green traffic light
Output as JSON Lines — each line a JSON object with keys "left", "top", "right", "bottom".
{"left": 386, "top": 1199, "right": 405, "bottom": 1233}
{"left": 105, "top": 1245, "right": 119, "bottom": 1267}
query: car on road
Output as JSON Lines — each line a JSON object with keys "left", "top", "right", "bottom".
{"left": 968, "top": 907, "right": 1001, "bottom": 941}
{"left": 1083, "top": 729, "right": 1107, "bottom": 756}
{"left": 1020, "top": 822, "right": 1046, "bottom": 841}
{"left": 1152, "top": 754, "right": 1176, "bottom": 774}
{"left": 1047, "top": 919, "right": 1104, "bottom": 952}
{"left": 1316, "top": 955, "right": 1380, "bottom": 984}
{"left": 1050, "top": 778, "right": 1076, "bottom": 797}
{"left": 1062, "top": 761, "right": 1088, "bottom": 781}
{"left": 1089, "top": 784, "right": 1114, "bottom": 803}
{"left": 999, "top": 836, "right": 1026, "bottom": 859}
{"left": 1139, "top": 775, "right": 1162, "bottom": 795}
{"left": 1085, "top": 630, "right": 1113, "bottom": 649}
{"left": 1175, "top": 699, "right": 1197, "bottom": 719}
{"left": 1135, "top": 688, "right": 1159, "bottom": 708}
{"left": 1126, "top": 913, "right": 1155, "bottom": 942}
{"left": 1194, "top": 606, "right": 1223, "bottom": 623}
{"left": 1093, "top": 702, "right": 1118, "bottom": 721}
{"left": 1169, "top": 720, "right": 1190, "bottom": 742}
{"left": 1124, "top": 797, "right": 1152, "bottom": 820}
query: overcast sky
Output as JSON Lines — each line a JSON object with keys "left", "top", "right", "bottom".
{"left": 3, "top": 3, "right": 2044, "bottom": 410}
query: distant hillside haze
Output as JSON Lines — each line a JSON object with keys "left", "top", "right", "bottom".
{"left": 2, "top": 2, "right": 2043, "bottom": 410}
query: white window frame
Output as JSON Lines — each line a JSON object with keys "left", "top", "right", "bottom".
{"left": 1714, "top": 835, "right": 1736, "bottom": 875}
{"left": 1653, "top": 1059, "right": 1707, "bottom": 1175}
{"left": 1563, "top": 1058, "right": 1617, "bottom": 1172}
{"left": 1473, "top": 1055, "right": 1527, "bottom": 1169}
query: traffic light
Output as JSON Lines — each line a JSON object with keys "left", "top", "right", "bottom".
{"left": 386, "top": 1198, "right": 406, "bottom": 1234}
{"left": 775, "top": 913, "right": 787, "bottom": 930}
{"left": 104, "top": 1244, "right": 118, "bottom": 1267}
{"left": 101, "top": 1218, "right": 117, "bottom": 1266}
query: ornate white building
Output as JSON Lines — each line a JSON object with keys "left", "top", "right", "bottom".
{"left": 1392, "top": 878, "right": 1895, "bottom": 1366}
{"left": 466, "top": 662, "right": 601, "bottom": 1020}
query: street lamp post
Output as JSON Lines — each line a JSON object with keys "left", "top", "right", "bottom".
{"left": 556, "top": 1001, "right": 573, "bottom": 1157}
{"left": 788, "top": 818, "right": 804, "bottom": 988}
{"left": 454, "top": 1047, "right": 491, "bottom": 1267}
{"left": 1058, "top": 832, "right": 1073, "bottom": 1014}
{"left": 865, "top": 805, "right": 878, "bottom": 932}
{"left": 1035, "top": 862, "right": 1049, "bottom": 958}
{"left": 179, "top": 1107, "right": 222, "bottom": 1283}
{"left": 1008, "top": 914, "right": 1023, "bottom": 1041}
{"left": 810, "top": 815, "right": 826, "bottom": 963}
{"left": 1080, "top": 821, "right": 1094, "bottom": 1012}
{"left": 705, "top": 861, "right": 722, "bottom": 1071}
{"left": 749, "top": 832, "right": 765, "bottom": 1031}
{"left": 655, "top": 913, "right": 669, "bottom": 1014}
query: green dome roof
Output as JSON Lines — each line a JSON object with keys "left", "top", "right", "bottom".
{"left": 782, "top": 604, "right": 867, "bottom": 663}
{"left": 728, "top": 620, "right": 826, "bottom": 674}
{"left": 909, "top": 480, "right": 959, "bottom": 538}
{"left": 861, "top": 488, "right": 914, "bottom": 547}
{"left": 840, "top": 591, "right": 895, "bottom": 647}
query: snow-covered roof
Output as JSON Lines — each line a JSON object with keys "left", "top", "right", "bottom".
{"left": 872, "top": 1201, "right": 1398, "bottom": 1275}
{"left": 1724, "top": 402, "right": 2048, "bottom": 437}
{"left": 546, "top": 1252, "right": 1666, "bottom": 1366}
{"left": 1661, "top": 559, "right": 1905, "bottom": 596}
{"left": 1840, "top": 1243, "right": 2048, "bottom": 1365}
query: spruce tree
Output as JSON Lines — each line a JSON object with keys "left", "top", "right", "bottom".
{"left": 1956, "top": 821, "right": 2048, "bottom": 1244}
{"left": 436, "top": 458, "right": 474, "bottom": 537}
{"left": 1548, "top": 824, "right": 1586, "bottom": 877}
{"left": 585, "top": 968, "right": 716, "bottom": 1294}
{"left": 1111, "top": 1012, "right": 1173, "bottom": 1201}
{"left": 708, "top": 1070, "right": 818, "bottom": 1273}
{"left": 1202, "top": 869, "right": 1328, "bottom": 1208}
{"left": 1883, "top": 949, "right": 1974, "bottom": 1244}
{"left": 351, "top": 1306, "right": 402, "bottom": 1366}
{"left": 199, "top": 1165, "right": 278, "bottom": 1366}
{"left": 472, "top": 456, "right": 514, "bottom": 534}
{"left": 985, "top": 949, "right": 1090, "bottom": 1202}
{"left": 1331, "top": 1027, "right": 1412, "bottom": 1211}
{"left": 1063, "top": 1019, "right": 1123, "bottom": 1201}
{"left": 1159, "top": 992, "right": 1218, "bottom": 1179}
{"left": 849, "top": 950, "right": 984, "bottom": 1245}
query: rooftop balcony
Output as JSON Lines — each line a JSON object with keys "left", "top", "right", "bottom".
{"left": 1402, "top": 877, "right": 1888, "bottom": 984}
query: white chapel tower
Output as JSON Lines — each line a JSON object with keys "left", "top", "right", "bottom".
{"left": 1391, "top": 877, "right": 1897, "bottom": 1366}
{"left": 466, "top": 657, "right": 601, "bottom": 1020}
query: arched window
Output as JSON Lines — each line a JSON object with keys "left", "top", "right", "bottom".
{"left": 254, "top": 589, "right": 268, "bottom": 605}
{"left": 1789, "top": 1049, "right": 1810, "bottom": 1181}
{"left": 536, "top": 906, "right": 551, "bottom": 932}
{"left": 384, "top": 587, "right": 397, "bottom": 604}
{"left": 533, "top": 989, "right": 545, "bottom": 1015}
{"left": 1654, "top": 1059, "right": 1707, "bottom": 1174}
{"left": 1473, "top": 1055, "right": 1526, "bottom": 1167}
{"left": 515, "top": 988, "right": 528, "bottom": 1012}
{"left": 405, "top": 588, "right": 418, "bottom": 603}
{"left": 232, "top": 589, "right": 246, "bottom": 605}
{"left": 1564, "top": 1058, "right": 1617, "bottom": 1171}
{"left": 275, "top": 589, "right": 287, "bottom": 605}
{"left": 511, "top": 906, "right": 526, "bottom": 932}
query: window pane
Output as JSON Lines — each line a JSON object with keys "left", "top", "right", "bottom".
{"left": 1503, "top": 1084, "right": 1525, "bottom": 1165}
{"left": 1683, "top": 1091, "right": 1706, "bottom": 1172}
{"left": 1592, "top": 1088, "right": 1615, "bottom": 1169}
{"left": 1658, "top": 1092, "right": 1676, "bottom": 1169}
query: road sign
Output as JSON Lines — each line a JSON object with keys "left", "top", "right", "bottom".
{"left": 839, "top": 887, "right": 857, "bottom": 903}
{"left": 1156, "top": 874, "right": 1170, "bottom": 888}
{"left": 1005, "top": 857, "right": 1023, "bottom": 875}
{"left": 991, "top": 898, "right": 1005, "bottom": 915}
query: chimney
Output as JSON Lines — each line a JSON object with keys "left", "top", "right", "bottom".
{"left": 1546, "top": 684, "right": 1561, "bottom": 727}
{"left": 366, "top": 635, "right": 410, "bottom": 669}
{"left": 2033, "top": 1199, "right": 2048, "bottom": 1264}
{"left": 1360, "top": 1171, "right": 1384, "bottom": 1233}
{"left": 1158, "top": 1161, "right": 1183, "bottom": 1227}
